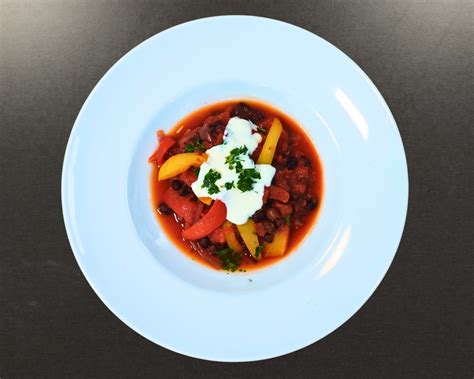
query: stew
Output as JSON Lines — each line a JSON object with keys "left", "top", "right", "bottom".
{"left": 150, "top": 100, "right": 323, "bottom": 272}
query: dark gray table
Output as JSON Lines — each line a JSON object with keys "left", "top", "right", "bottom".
{"left": 1, "top": 1, "right": 473, "bottom": 377}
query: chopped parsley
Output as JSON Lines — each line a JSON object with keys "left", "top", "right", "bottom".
{"left": 201, "top": 169, "right": 221, "bottom": 195}
{"left": 194, "top": 167, "right": 200, "bottom": 176}
{"left": 224, "top": 181, "right": 235, "bottom": 190}
{"left": 236, "top": 168, "right": 261, "bottom": 192}
{"left": 184, "top": 138, "right": 205, "bottom": 152}
{"left": 256, "top": 127, "right": 267, "bottom": 134}
{"left": 255, "top": 245, "right": 264, "bottom": 258}
{"left": 215, "top": 248, "right": 242, "bottom": 272}
{"left": 284, "top": 214, "right": 291, "bottom": 225}
{"left": 225, "top": 146, "right": 248, "bottom": 171}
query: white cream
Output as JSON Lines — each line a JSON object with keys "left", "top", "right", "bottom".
{"left": 191, "top": 117, "right": 275, "bottom": 225}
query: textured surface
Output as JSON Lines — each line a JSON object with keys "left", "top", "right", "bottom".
{"left": 1, "top": 1, "right": 473, "bottom": 377}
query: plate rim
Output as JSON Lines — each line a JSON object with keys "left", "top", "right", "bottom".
{"left": 61, "top": 15, "right": 409, "bottom": 362}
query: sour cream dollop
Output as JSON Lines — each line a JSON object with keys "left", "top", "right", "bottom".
{"left": 191, "top": 117, "right": 275, "bottom": 224}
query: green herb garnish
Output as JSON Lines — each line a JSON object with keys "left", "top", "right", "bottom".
{"left": 184, "top": 138, "right": 205, "bottom": 152}
{"left": 284, "top": 214, "right": 291, "bottom": 225}
{"left": 236, "top": 168, "right": 261, "bottom": 192}
{"left": 224, "top": 181, "right": 235, "bottom": 190}
{"left": 194, "top": 167, "right": 200, "bottom": 176}
{"left": 255, "top": 245, "right": 264, "bottom": 258}
{"left": 256, "top": 127, "right": 267, "bottom": 134}
{"left": 215, "top": 248, "right": 242, "bottom": 272}
{"left": 201, "top": 169, "right": 221, "bottom": 195}
{"left": 225, "top": 146, "right": 248, "bottom": 171}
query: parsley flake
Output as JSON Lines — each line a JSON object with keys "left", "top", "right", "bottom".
{"left": 284, "top": 214, "right": 291, "bottom": 225}
{"left": 201, "top": 169, "right": 221, "bottom": 195}
{"left": 255, "top": 245, "right": 264, "bottom": 258}
{"left": 215, "top": 248, "right": 242, "bottom": 272}
{"left": 225, "top": 146, "right": 248, "bottom": 171}
{"left": 184, "top": 138, "right": 205, "bottom": 152}
{"left": 224, "top": 181, "right": 235, "bottom": 190}
{"left": 236, "top": 168, "right": 261, "bottom": 192}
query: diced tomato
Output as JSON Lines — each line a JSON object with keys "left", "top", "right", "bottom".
{"left": 182, "top": 201, "right": 227, "bottom": 240}
{"left": 274, "top": 171, "right": 291, "bottom": 191}
{"left": 269, "top": 185, "right": 290, "bottom": 203}
{"left": 273, "top": 201, "right": 293, "bottom": 216}
{"left": 163, "top": 188, "right": 197, "bottom": 224}
{"left": 209, "top": 227, "right": 225, "bottom": 244}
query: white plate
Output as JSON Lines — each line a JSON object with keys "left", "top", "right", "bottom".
{"left": 62, "top": 16, "right": 408, "bottom": 361}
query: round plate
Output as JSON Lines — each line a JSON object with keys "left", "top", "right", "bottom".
{"left": 62, "top": 16, "right": 408, "bottom": 361}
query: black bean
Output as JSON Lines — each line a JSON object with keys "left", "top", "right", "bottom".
{"left": 264, "top": 234, "right": 274, "bottom": 243}
{"left": 179, "top": 186, "right": 191, "bottom": 196}
{"left": 198, "top": 237, "right": 210, "bottom": 248}
{"left": 307, "top": 198, "right": 318, "bottom": 210}
{"left": 286, "top": 156, "right": 298, "bottom": 169}
{"left": 274, "top": 218, "right": 286, "bottom": 228}
{"left": 171, "top": 179, "right": 183, "bottom": 191}
{"left": 252, "top": 209, "right": 266, "bottom": 222}
{"left": 158, "top": 203, "right": 172, "bottom": 215}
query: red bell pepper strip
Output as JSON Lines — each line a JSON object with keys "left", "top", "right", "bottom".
{"left": 163, "top": 188, "right": 197, "bottom": 224}
{"left": 182, "top": 200, "right": 227, "bottom": 240}
{"left": 149, "top": 135, "right": 175, "bottom": 164}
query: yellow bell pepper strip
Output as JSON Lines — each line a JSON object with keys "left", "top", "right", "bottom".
{"left": 223, "top": 222, "right": 243, "bottom": 253}
{"left": 263, "top": 225, "right": 289, "bottom": 257}
{"left": 257, "top": 117, "right": 283, "bottom": 164}
{"left": 236, "top": 219, "right": 261, "bottom": 259}
{"left": 158, "top": 153, "right": 207, "bottom": 181}
{"left": 199, "top": 197, "right": 213, "bottom": 205}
